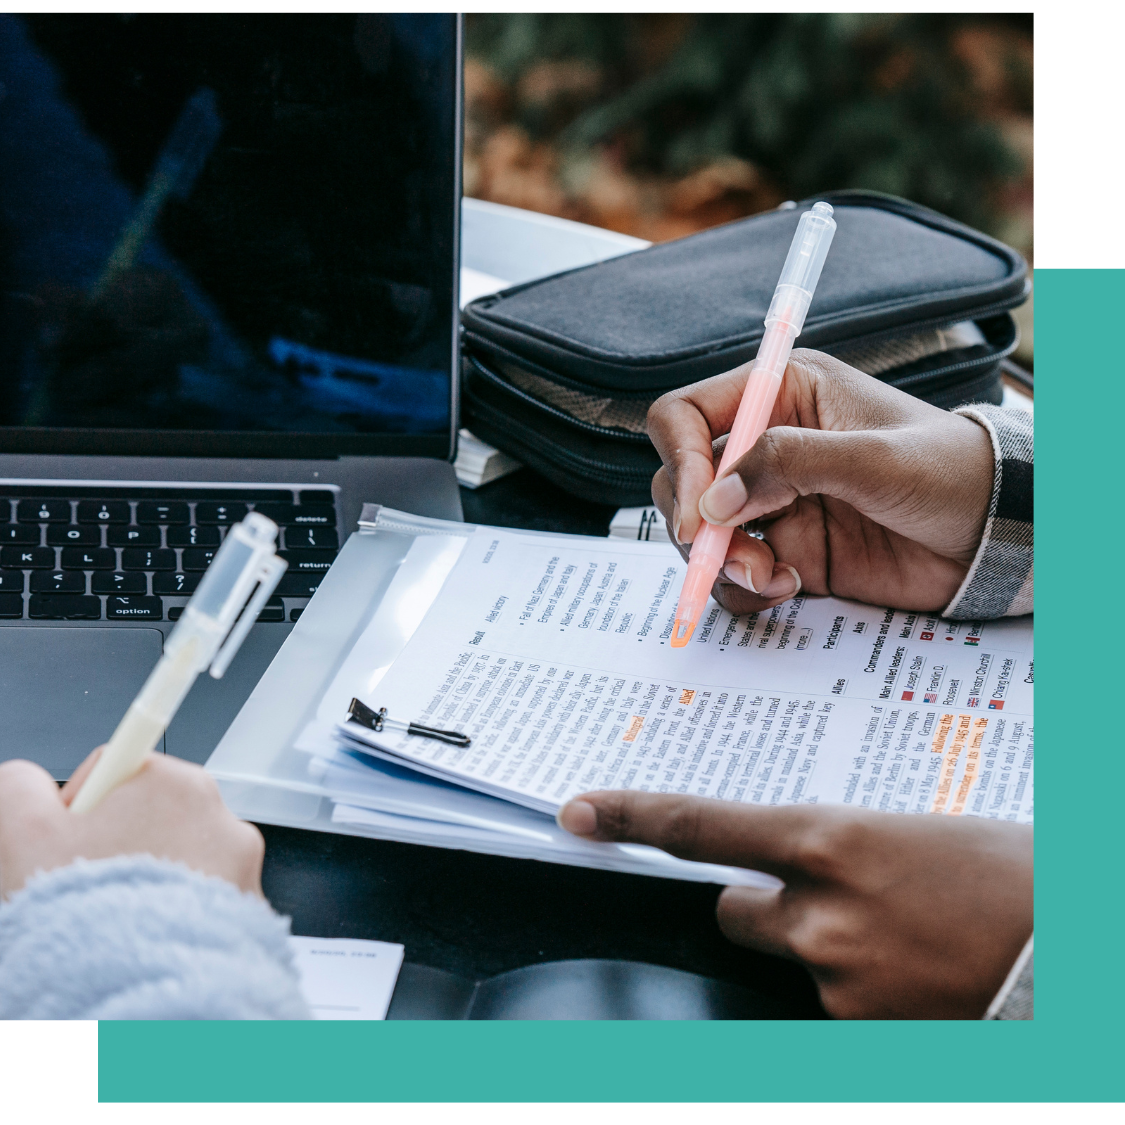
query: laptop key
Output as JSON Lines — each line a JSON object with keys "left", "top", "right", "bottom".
{"left": 255, "top": 503, "right": 336, "bottom": 527}
{"left": 299, "top": 490, "right": 336, "bottom": 505}
{"left": 31, "top": 571, "right": 86, "bottom": 594}
{"left": 153, "top": 572, "right": 200, "bottom": 595}
{"left": 108, "top": 525, "right": 161, "bottom": 547}
{"left": 93, "top": 571, "right": 147, "bottom": 595}
{"left": 0, "top": 592, "right": 22, "bottom": 618}
{"left": 279, "top": 549, "right": 337, "bottom": 572}
{"left": 251, "top": 502, "right": 296, "bottom": 525}
{"left": 275, "top": 571, "right": 324, "bottom": 597}
{"left": 291, "top": 505, "right": 336, "bottom": 526}
{"left": 77, "top": 500, "right": 130, "bottom": 524}
{"left": 181, "top": 548, "right": 217, "bottom": 571}
{"left": 257, "top": 597, "right": 285, "bottom": 623}
{"left": 122, "top": 548, "right": 177, "bottom": 571}
{"left": 0, "top": 546, "right": 54, "bottom": 568}
{"left": 166, "top": 525, "right": 221, "bottom": 547}
{"left": 106, "top": 596, "right": 163, "bottom": 621}
{"left": 61, "top": 547, "right": 116, "bottom": 570}
{"left": 47, "top": 525, "right": 100, "bottom": 546}
{"left": 136, "top": 501, "right": 190, "bottom": 525}
{"left": 29, "top": 594, "right": 101, "bottom": 620}
{"left": 1, "top": 525, "right": 40, "bottom": 544}
{"left": 0, "top": 569, "right": 25, "bottom": 591}
{"left": 17, "top": 499, "right": 70, "bottom": 523}
{"left": 285, "top": 526, "right": 338, "bottom": 549}
{"left": 195, "top": 501, "right": 248, "bottom": 524}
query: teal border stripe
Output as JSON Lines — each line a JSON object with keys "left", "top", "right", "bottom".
{"left": 99, "top": 269, "right": 1125, "bottom": 1103}
{"left": 103, "top": 1021, "right": 1043, "bottom": 1102}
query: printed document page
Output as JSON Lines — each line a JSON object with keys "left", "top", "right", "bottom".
{"left": 338, "top": 528, "right": 1032, "bottom": 823}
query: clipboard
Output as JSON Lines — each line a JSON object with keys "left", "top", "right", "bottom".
{"left": 206, "top": 505, "right": 775, "bottom": 887}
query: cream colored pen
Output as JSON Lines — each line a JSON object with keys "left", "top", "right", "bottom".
{"left": 70, "top": 512, "right": 287, "bottom": 813}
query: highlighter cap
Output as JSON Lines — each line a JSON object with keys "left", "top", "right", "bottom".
{"left": 765, "top": 202, "right": 836, "bottom": 337}
{"left": 778, "top": 202, "right": 836, "bottom": 293}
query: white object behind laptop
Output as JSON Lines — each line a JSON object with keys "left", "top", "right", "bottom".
{"left": 456, "top": 201, "right": 649, "bottom": 490}
{"left": 609, "top": 506, "right": 670, "bottom": 543}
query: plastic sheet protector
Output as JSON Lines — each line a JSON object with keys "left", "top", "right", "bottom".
{"left": 329, "top": 525, "right": 1033, "bottom": 824}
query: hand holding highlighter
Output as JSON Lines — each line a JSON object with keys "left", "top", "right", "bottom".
{"left": 670, "top": 201, "right": 837, "bottom": 647}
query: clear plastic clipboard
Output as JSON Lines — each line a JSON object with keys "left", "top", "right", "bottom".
{"left": 207, "top": 506, "right": 773, "bottom": 887}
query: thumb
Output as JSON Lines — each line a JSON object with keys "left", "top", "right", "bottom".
{"left": 558, "top": 790, "right": 811, "bottom": 879}
{"left": 59, "top": 746, "right": 104, "bottom": 807}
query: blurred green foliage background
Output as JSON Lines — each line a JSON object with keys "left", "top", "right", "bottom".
{"left": 463, "top": 13, "right": 1032, "bottom": 259}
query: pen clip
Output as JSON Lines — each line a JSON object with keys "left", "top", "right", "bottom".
{"left": 208, "top": 553, "right": 288, "bottom": 679}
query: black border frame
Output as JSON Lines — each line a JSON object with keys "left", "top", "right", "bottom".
{"left": 0, "top": 14, "right": 463, "bottom": 464}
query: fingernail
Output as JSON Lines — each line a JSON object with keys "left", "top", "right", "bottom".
{"left": 672, "top": 499, "right": 682, "bottom": 543}
{"left": 762, "top": 565, "right": 801, "bottom": 600}
{"left": 557, "top": 799, "right": 598, "bottom": 838}
{"left": 699, "top": 474, "right": 748, "bottom": 524}
{"left": 719, "top": 560, "right": 760, "bottom": 593}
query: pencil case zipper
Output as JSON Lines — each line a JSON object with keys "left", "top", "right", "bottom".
{"left": 464, "top": 355, "right": 653, "bottom": 444}
{"left": 462, "top": 376, "right": 658, "bottom": 489}
{"left": 465, "top": 324, "right": 1015, "bottom": 446}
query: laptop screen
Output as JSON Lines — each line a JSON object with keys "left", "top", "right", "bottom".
{"left": 0, "top": 13, "right": 460, "bottom": 459}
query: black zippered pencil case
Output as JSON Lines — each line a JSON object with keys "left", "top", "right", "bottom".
{"left": 461, "top": 191, "right": 1029, "bottom": 506}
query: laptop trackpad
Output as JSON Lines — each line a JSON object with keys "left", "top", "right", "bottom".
{"left": 0, "top": 628, "right": 163, "bottom": 780}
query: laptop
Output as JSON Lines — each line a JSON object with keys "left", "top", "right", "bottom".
{"left": 0, "top": 13, "right": 463, "bottom": 777}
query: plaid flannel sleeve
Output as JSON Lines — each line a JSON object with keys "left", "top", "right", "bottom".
{"left": 984, "top": 936, "right": 1034, "bottom": 1020}
{"left": 943, "top": 405, "right": 1033, "bottom": 620}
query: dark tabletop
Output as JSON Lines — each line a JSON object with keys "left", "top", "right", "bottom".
{"left": 259, "top": 467, "right": 826, "bottom": 1018}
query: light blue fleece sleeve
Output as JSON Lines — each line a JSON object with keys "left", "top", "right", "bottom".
{"left": 0, "top": 855, "right": 310, "bottom": 1019}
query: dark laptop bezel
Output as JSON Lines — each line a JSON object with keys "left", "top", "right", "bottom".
{"left": 0, "top": 14, "right": 463, "bottom": 465}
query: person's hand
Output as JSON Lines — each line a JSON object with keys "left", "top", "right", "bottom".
{"left": 647, "top": 349, "right": 995, "bottom": 615}
{"left": 0, "top": 749, "right": 265, "bottom": 900}
{"left": 558, "top": 791, "right": 1032, "bottom": 1019}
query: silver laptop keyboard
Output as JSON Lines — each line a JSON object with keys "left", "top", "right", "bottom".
{"left": 0, "top": 487, "right": 338, "bottom": 623}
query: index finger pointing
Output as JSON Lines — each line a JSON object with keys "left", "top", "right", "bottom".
{"left": 559, "top": 790, "right": 815, "bottom": 880}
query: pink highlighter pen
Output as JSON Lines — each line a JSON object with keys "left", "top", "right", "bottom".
{"left": 670, "top": 201, "right": 837, "bottom": 648}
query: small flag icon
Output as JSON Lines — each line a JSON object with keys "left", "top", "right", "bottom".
{"left": 964, "top": 637, "right": 979, "bottom": 645}
{"left": 967, "top": 698, "right": 979, "bottom": 708}
{"left": 901, "top": 691, "right": 914, "bottom": 701}
{"left": 989, "top": 700, "right": 1004, "bottom": 710}
{"left": 920, "top": 632, "right": 934, "bottom": 641}
{"left": 924, "top": 692, "right": 937, "bottom": 703}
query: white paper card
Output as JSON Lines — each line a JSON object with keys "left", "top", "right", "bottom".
{"left": 290, "top": 936, "right": 405, "bottom": 1020}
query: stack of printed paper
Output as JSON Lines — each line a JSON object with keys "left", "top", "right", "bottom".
{"left": 273, "top": 517, "right": 1030, "bottom": 885}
